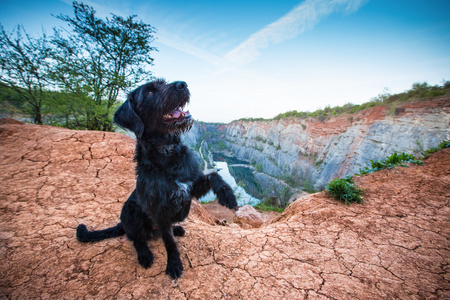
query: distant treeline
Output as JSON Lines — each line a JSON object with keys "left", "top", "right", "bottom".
{"left": 236, "top": 81, "right": 450, "bottom": 123}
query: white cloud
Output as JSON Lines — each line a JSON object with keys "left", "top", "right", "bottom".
{"left": 157, "top": 29, "right": 228, "bottom": 69}
{"left": 224, "top": 0, "right": 368, "bottom": 66}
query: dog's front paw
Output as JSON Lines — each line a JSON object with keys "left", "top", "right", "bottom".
{"left": 217, "top": 188, "right": 238, "bottom": 210}
{"left": 166, "top": 257, "right": 183, "bottom": 278}
{"left": 138, "top": 252, "right": 154, "bottom": 269}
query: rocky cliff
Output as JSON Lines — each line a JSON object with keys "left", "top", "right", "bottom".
{"left": 223, "top": 97, "right": 450, "bottom": 189}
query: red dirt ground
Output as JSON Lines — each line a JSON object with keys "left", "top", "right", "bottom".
{"left": 0, "top": 119, "right": 449, "bottom": 299}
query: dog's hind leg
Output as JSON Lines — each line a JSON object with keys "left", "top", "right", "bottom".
{"left": 76, "top": 223, "right": 125, "bottom": 242}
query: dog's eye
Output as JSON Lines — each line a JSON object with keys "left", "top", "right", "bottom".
{"left": 148, "top": 92, "right": 153, "bottom": 95}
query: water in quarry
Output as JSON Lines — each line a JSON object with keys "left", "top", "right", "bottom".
{"left": 199, "top": 161, "right": 261, "bottom": 206}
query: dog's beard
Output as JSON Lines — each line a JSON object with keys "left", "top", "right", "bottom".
{"left": 157, "top": 91, "right": 193, "bottom": 135}
{"left": 160, "top": 116, "right": 194, "bottom": 135}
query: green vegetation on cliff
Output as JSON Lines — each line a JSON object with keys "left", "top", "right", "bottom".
{"left": 356, "top": 152, "right": 423, "bottom": 175}
{"left": 421, "top": 140, "right": 450, "bottom": 158}
{"left": 326, "top": 176, "right": 363, "bottom": 204}
{"left": 235, "top": 81, "right": 450, "bottom": 123}
{"left": 327, "top": 142, "right": 449, "bottom": 204}
{"left": 274, "top": 81, "right": 450, "bottom": 121}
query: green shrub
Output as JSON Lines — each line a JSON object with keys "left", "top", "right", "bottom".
{"left": 214, "top": 140, "right": 227, "bottom": 151}
{"left": 421, "top": 140, "right": 450, "bottom": 158}
{"left": 254, "top": 202, "right": 285, "bottom": 212}
{"left": 301, "top": 179, "right": 316, "bottom": 193}
{"left": 254, "top": 197, "right": 285, "bottom": 212}
{"left": 326, "top": 176, "right": 363, "bottom": 204}
{"left": 357, "top": 152, "right": 423, "bottom": 175}
{"left": 314, "top": 159, "right": 324, "bottom": 167}
{"left": 281, "top": 174, "right": 301, "bottom": 189}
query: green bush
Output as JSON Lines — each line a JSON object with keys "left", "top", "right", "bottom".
{"left": 357, "top": 152, "right": 423, "bottom": 175}
{"left": 256, "top": 164, "right": 263, "bottom": 172}
{"left": 421, "top": 140, "right": 450, "bottom": 158}
{"left": 214, "top": 140, "right": 228, "bottom": 151}
{"left": 326, "top": 176, "right": 363, "bottom": 204}
{"left": 254, "top": 196, "right": 285, "bottom": 212}
{"left": 301, "top": 179, "right": 316, "bottom": 193}
{"left": 314, "top": 159, "right": 324, "bottom": 167}
{"left": 254, "top": 202, "right": 285, "bottom": 212}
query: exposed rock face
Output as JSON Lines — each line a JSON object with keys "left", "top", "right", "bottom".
{"left": 182, "top": 122, "right": 223, "bottom": 149}
{"left": 234, "top": 205, "right": 268, "bottom": 228}
{"left": 1, "top": 119, "right": 449, "bottom": 299}
{"left": 182, "top": 121, "right": 202, "bottom": 148}
{"left": 224, "top": 98, "right": 450, "bottom": 189}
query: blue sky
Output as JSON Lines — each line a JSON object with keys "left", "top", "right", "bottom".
{"left": 1, "top": 0, "right": 449, "bottom": 122}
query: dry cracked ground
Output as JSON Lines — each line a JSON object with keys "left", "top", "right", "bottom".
{"left": 0, "top": 118, "right": 449, "bottom": 299}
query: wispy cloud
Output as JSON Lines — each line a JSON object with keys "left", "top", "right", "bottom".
{"left": 157, "top": 29, "right": 229, "bottom": 69}
{"left": 224, "top": 0, "right": 368, "bottom": 66}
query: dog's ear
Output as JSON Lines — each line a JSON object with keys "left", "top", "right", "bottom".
{"left": 114, "top": 92, "right": 144, "bottom": 139}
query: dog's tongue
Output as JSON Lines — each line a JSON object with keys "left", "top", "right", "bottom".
{"left": 172, "top": 110, "right": 183, "bottom": 118}
{"left": 172, "top": 110, "right": 190, "bottom": 118}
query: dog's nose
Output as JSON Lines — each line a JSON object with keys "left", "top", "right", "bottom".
{"left": 176, "top": 81, "right": 187, "bottom": 90}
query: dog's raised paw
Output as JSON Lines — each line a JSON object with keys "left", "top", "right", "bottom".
{"left": 218, "top": 188, "right": 238, "bottom": 210}
{"left": 166, "top": 258, "right": 183, "bottom": 278}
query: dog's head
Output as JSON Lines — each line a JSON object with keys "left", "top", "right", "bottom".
{"left": 114, "top": 79, "right": 193, "bottom": 138}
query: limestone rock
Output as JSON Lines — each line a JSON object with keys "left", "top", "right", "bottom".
{"left": 222, "top": 97, "right": 450, "bottom": 189}
{"left": 234, "top": 205, "right": 268, "bottom": 228}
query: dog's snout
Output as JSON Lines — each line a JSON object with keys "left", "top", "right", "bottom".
{"left": 176, "top": 81, "right": 187, "bottom": 90}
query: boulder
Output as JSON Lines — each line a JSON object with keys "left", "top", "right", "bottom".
{"left": 234, "top": 205, "right": 268, "bottom": 228}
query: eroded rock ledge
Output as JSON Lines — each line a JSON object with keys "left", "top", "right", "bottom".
{"left": 0, "top": 119, "right": 449, "bottom": 299}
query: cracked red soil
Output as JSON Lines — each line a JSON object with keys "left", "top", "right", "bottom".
{"left": 0, "top": 119, "right": 449, "bottom": 299}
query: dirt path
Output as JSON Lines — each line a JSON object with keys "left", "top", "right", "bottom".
{"left": 0, "top": 119, "right": 449, "bottom": 299}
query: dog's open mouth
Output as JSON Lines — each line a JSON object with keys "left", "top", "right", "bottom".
{"left": 162, "top": 107, "right": 191, "bottom": 124}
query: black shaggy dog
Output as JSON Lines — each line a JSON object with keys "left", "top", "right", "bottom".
{"left": 76, "top": 79, "right": 237, "bottom": 278}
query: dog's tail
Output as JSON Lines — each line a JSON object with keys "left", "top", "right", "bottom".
{"left": 76, "top": 223, "right": 125, "bottom": 242}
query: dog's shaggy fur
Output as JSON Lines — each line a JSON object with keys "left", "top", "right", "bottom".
{"left": 76, "top": 79, "right": 237, "bottom": 278}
